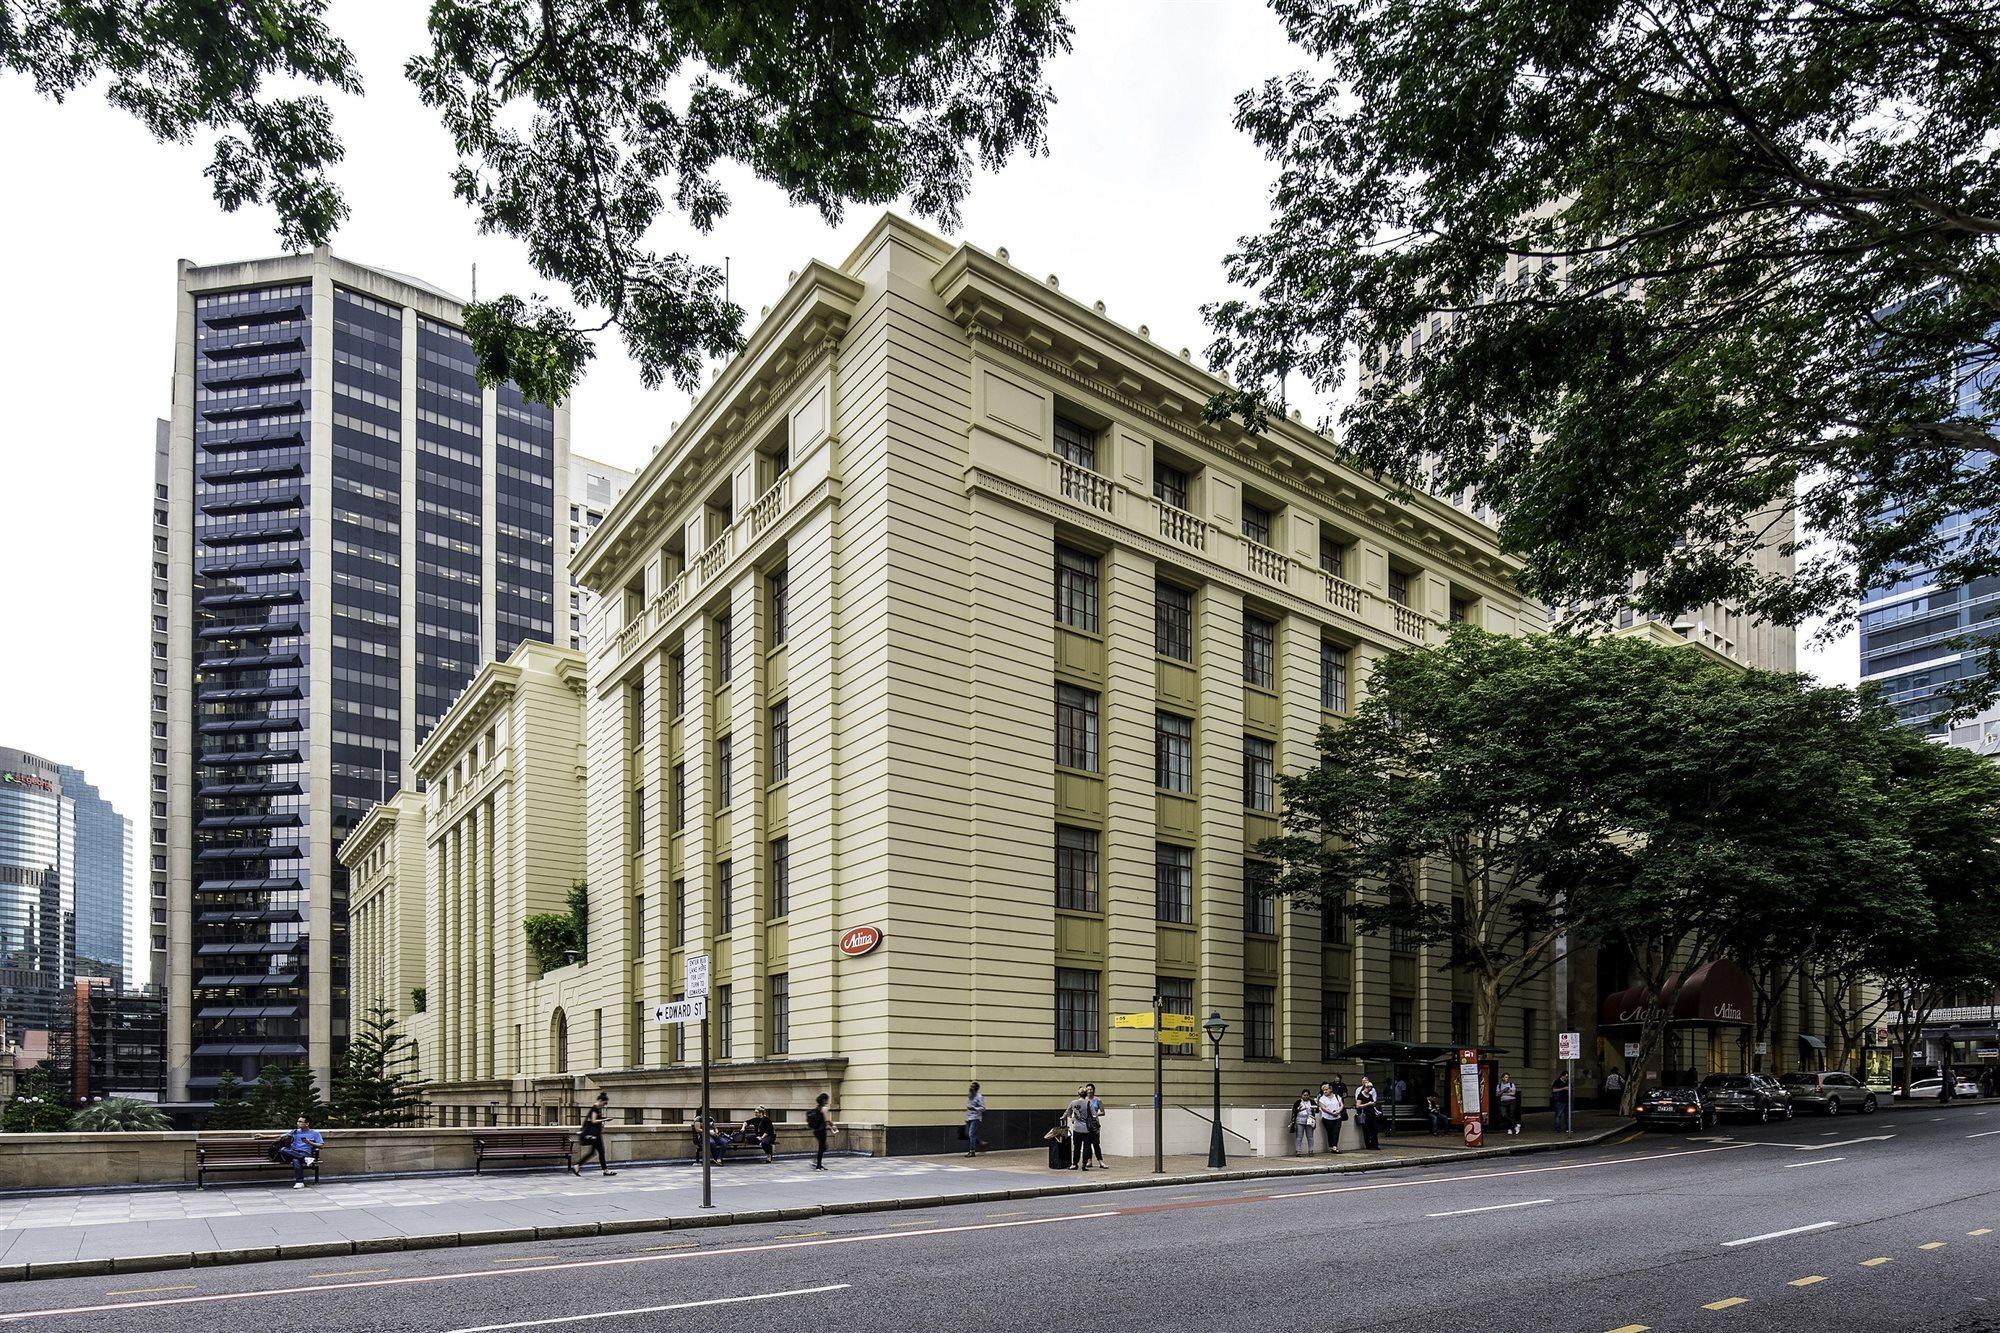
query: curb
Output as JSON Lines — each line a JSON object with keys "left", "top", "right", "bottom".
{"left": 0, "top": 1125, "right": 1628, "bottom": 1285}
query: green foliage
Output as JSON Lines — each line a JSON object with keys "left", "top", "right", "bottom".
{"left": 410, "top": 986, "right": 427, "bottom": 1015}
{"left": 567, "top": 881, "right": 590, "bottom": 961}
{"left": 1207, "top": 0, "right": 2000, "bottom": 712}
{"left": 69, "top": 1098, "right": 171, "bottom": 1133}
{"left": 247, "top": 1063, "right": 324, "bottom": 1130}
{"left": 0, "top": 0, "right": 359, "bottom": 249}
{"left": 525, "top": 912, "right": 581, "bottom": 975}
{"left": 332, "top": 1004, "right": 430, "bottom": 1128}
{"left": 205, "top": 1070, "right": 257, "bottom": 1131}
{"left": 1, "top": 1062, "right": 74, "bottom": 1133}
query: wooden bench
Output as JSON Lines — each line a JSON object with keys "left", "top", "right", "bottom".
{"left": 690, "top": 1122, "right": 775, "bottom": 1161}
{"left": 474, "top": 1128, "right": 575, "bottom": 1174}
{"left": 196, "top": 1136, "right": 320, "bottom": 1189}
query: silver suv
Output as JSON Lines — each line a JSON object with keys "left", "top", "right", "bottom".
{"left": 1699, "top": 1073, "right": 1794, "bottom": 1123}
{"left": 1779, "top": 1070, "right": 1878, "bottom": 1116}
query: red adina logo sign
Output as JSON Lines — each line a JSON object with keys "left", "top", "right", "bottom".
{"left": 838, "top": 925, "right": 883, "bottom": 957}
{"left": 1, "top": 771, "right": 55, "bottom": 794}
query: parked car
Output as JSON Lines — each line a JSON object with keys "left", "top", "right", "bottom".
{"left": 1779, "top": 1070, "right": 1878, "bottom": 1115}
{"left": 1698, "top": 1073, "right": 1794, "bottom": 1123}
{"left": 1634, "top": 1085, "right": 1717, "bottom": 1131}
{"left": 1898, "top": 1076, "right": 1982, "bottom": 1100}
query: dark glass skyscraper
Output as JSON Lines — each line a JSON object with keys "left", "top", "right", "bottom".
{"left": 53, "top": 764, "right": 131, "bottom": 987}
{"left": 160, "top": 251, "right": 571, "bottom": 1101}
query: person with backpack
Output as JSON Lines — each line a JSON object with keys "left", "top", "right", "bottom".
{"left": 807, "top": 1092, "right": 834, "bottom": 1170}
{"left": 572, "top": 1091, "right": 617, "bottom": 1176}
{"left": 964, "top": 1081, "right": 986, "bottom": 1157}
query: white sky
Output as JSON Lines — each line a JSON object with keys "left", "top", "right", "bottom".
{"left": 0, "top": 0, "right": 1856, "bottom": 923}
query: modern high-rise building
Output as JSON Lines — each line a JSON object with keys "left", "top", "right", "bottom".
{"left": 55, "top": 764, "right": 131, "bottom": 988}
{"left": 156, "top": 249, "right": 573, "bottom": 1102}
{"left": 565, "top": 455, "right": 636, "bottom": 651}
{"left": 0, "top": 748, "right": 74, "bottom": 1050}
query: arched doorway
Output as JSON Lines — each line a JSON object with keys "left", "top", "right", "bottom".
{"left": 550, "top": 1009, "right": 569, "bottom": 1074}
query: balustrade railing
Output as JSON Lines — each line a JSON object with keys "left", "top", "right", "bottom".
{"left": 1053, "top": 457, "right": 1116, "bottom": 514}
{"left": 1156, "top": 500, "right": 1208, "bottom": 552}
{"left": 1322, "top": 571, "right": 1363, "bottom": 615}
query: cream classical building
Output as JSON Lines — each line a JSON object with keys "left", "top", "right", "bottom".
{"left": 342, "top": 788, "right": 425, "bottom": 1034}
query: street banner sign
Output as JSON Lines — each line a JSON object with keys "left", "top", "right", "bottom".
{"left": 1158, "top": 1028, "right": 1195, "bottom": 1045}
{"left": 686, "top": 953, "right": 711, "bottom": 1000}
{"left": 1114, "top": 1011, "right": 1155, "bottom": 1029}
{"left": 1115, "top": 1011, "right": 1197, "bottom": 1033}
{"left": 654, "top": 997, "right": 707, "bottom": 1025}
{"left": 1557, "top": 1031, "right": 1582, "bottom": 1061}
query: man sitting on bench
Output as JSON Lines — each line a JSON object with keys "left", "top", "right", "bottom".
{"left": 691, "top": 1115, "right": 733, "bottom": 1159}
{"left": 278, "top": 1114, "right": 324, "bottom": 1189}
{"left": 744, "top": 1107, "right": 777, "bottom": 1162}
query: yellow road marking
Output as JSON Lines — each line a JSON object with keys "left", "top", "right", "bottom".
{"left": 491, "top": 1255, "right": 558, "bottom": 1263}
{"left": 986, "top": 1210, "right": 1027, "bottom": 1218}
{"left": 1919, "top": 1242, "right": 1945, "bottom": 1251}
{"left": 887, "top": 1218, "right": 934, "bottom": 1226}
{"left": 775, "top": 1232, "right": 827, "bottom": 1240}
{"left": 105, "top": 1285, "right": 196, "bottom": 1296}
{"left": 1860, "top": 1257, "right": 1892, "bottom": 1267}
{"left": 1788, "top": 1277, "right": 1826, "bottom": 1287}
{"left": 639, "top": 1243, "right": 698, "bottom": 1252}
{"left": 1606, "top": 1325, "right": 1650, "bottom": 1332}
{"left": 1970, "top": 1228, "right": 1993, "bottom": 1236}
{"left": 1702, "top": 1297, "right": 1748, "bottom": 1311}
{"left": 308, "top": 1269, "right": 390, "bottom": 1279}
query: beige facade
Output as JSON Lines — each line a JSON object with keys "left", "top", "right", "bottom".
{"left": 339, "top": 790, "right": 425, "bottom": 1034}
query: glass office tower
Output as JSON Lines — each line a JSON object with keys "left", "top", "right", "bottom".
{"left": 159, "top": 250, "right": 571, "bottom": 1101}
{"left": 54, "top": 764, "right": 132, "bottom": 987}
{"left": 0, "top": 748, "right": 74, "bottom": 1048}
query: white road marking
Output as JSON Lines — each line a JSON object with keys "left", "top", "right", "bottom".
{"left": 1270, "top": 1142, "right": 1759, "bottom": 1201}
{"left": 1722, "top": 1221, "right": 1839, "bottom": 1248}
{"left": 1426, "top": 1198, "right": 1554, "bottom": 1218}
{"left": 1782, "top": 1157, "right": 1845, "bottom": 1169}
{"left": 0, "top": 1214, "right": 1106, "bottom": 1322}
{"left": 441, "top": 1284, "right": 850, "bottom": 1332}
{"left": 1967, "top": 1129, "right": 2000, "bottom": 1139}
{"left": 1794, "top": 1136, "right": 1892, "bottom": 1151}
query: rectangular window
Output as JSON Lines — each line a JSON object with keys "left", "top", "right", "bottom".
{"left": 632, "top": 894, "right": 645, "bottom": 957}
{"left": 1243, "top": 736, "right": 1275, "bottom": 812}
{"left": 1245, "top": 984, "right": 1276, "bottom": 1059}
{"left": 1154, "top": 843, "right": 1194, "bottom": 923}
{"left": 1522, "top": 1008, "right": 1538, "bottom": 1067}
{"left": 770, "top": 700, "right": 790, "bottom": 782}
{"left": 1054, "top": 544, "right": 1101, "bottom": 632}
{"left": 770, "top": 974, "right": 790, "bottom": 1055}
{"left": 1155, "top": 711, "right": 1194, "bottom": 792}
{"left": 718, "top": 985, "right": 734, "bottom": 1058}
{"left": 1154, "top": 581, "right": 1193, "bottom": 660}
{"left": 670, "top": 992, "right": 685, "bottom": 1062}
{"left": 630, "top": 785, "right": 646, "bottom": 847}
{"left": 717, "top": 859, "right": 734, "bottom": 932}
{"left": 1242, "top": 500, "right": 1274, "bottom": 547}
{"left": 1055, "top": 967, "right": 1101, "bottom": 1052}
{"left": 1055, "top": 825, "right": 1101, "bottom": 912}
{"left": 717, "top": 733, "right": 734, "bottom": 805}
{"left": 1321, "top": 888, "right": 1347, "bottom": 944}
{"left": 672, "top": 763, "right": 687, "bottom": 830}
{"left": 1243, "top": 613, "right": 1276, "bottom": 688}
{"left": 1320, "top": 640, "right": 1349, "bottom": 713}
{"left": 671, "top": 651, "right": 686, "bottom": 716}
{"left": 1452, "top": 1001, "right": 1473, "bottom": 1047}
{"left": 769, "top": 564, "right": 790, "bottom": 645}
{"left": 1319, "top": 533, "right": 1347, "bottom": 581}
{"left": 1322, "top": 990, "right": 1350, "bottom": 1060}
{"left": 1244, "top": 860, "right": 1278, "bottom": 935}
{"left": 716, "top": 613, "right": 735, "bottom": 682}
{"left": 1054, "top": 414, "right": 1097, "bottom": 470}
{"left": 1153, "top": 460, "right": 1189, "bottom": 509}
{"left": 673, "top": 878, "right": 686, "bottom": 946}
{"left": 1449, "top": 596, "right": 1471, "bottom": 625}
{"left": 1387, "top": 568, "right": 1410, "bottom": 608}
{"left": 1158, "top": 976, "right": 1196, "bottom": 1053}
{"left": 1390, "top": 996, "right": 1415, "bottom": 1041}
{"left": 1055, "top": 685, "right": 1100, "bottom": 772}
{"left": 770, "top": 837, "right": 790, "bottom": 917}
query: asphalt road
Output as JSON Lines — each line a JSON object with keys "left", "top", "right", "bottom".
{"left": 5, "top": 1105, "right": 1997, "bottom": 1333}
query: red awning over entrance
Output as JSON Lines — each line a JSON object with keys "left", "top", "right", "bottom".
{"left": 1598, "top": 959, "right": 1754, "bottom": 1030}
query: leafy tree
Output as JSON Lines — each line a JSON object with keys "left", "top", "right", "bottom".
{"left": 5, "top": 1, "right": 1073, "bottom": 402}
{"left": 69, "top": 1098, "right": 172, "bottom": 1133}
{"left": 248, "top": 1062, "right": 324, "bottom": 1129}
{"left": 1206, "top": 0, "right": 2000, "bottom": 705}
{"left": 205, "top": 1070, "right": 257, "bottom": 1131}
{"left": 526, "top": 880, "right": 591, "bottom": 973}
{"left": 411, "top": 986, "right": 427, "bottom": 1015}
{"left": 1, "top": 1062, "right": 74, "bottom": 1133}
{"left": 333, "top": 1004, "right": 430, "bottom": 1128}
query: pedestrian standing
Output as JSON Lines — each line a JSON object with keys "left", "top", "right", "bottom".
{"left": 1497, "top": 1072, "right": 1521, "bottom": 1135}
{"left": 1293, "top": 1088, "right": 1318, "bottom": 1155}
{"left": 808, "top": 1093, "right": 834, "bottom": 1170}
{"left": 1602, "top": 1067, "right": 1625, "bottom": 1111}
{"left": 573, "top": 1092, "right": 618, "bottom": 1176}
{"left": 1552, "top": 1070, "right": 1572, "bottom": 1132}
{"left": 1064, "top": 1086, "right": 1095, "bottom": 1170}
{"left": 964, "top": 1081, "right": 986, "bottom": 1157}
{"left": 1316, "top": 1081, "right": 1344, "bottom": 1153}
{"left": 1355, "top": 1077, "right": 1381, "bottom": 1150}
{"left": 1084, "top": 1083, "right": 1106, "bottom": 1166}
{"left": 277, "top": 1113, "right": 323, "bottom": 1189}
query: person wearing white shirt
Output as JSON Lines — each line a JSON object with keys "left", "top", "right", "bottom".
{"left": 1316, "top": 1081, "right": 1345, "bottom": 1153}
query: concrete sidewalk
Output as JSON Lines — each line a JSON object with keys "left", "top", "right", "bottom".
{"left": 0, "top": 1112, "right": 1632, "bottom": 1283}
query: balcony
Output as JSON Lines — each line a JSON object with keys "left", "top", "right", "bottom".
{"left": 695, "top": 529, "right": 733, "bottom": 583}
{"left": 1053, "top": 457, "right": 1116, "bottom": 514}
{"left": 1245, "top": 540, "right": 1288, "bottom": 585}
{"left": 1156, "top": 500, "right": 1209, "bottom": 552}
{"left": 1392, "top": 604, "right": 1430, "bottom": 641}
{"left": 748, "top": 472, "right": 791, "bottom": 536}
{"left": 1322, "top": 571, "right": 1363, "bottom": 615}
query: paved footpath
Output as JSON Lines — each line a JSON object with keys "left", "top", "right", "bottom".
{"left": 0, "top": 1113, "right": 1634, "bottom": 1280}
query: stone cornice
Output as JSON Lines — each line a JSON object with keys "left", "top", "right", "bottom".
{"left": 413, "top": 664, "right": 521, "bottom": 781}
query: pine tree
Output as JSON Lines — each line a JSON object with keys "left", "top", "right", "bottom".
{"left": 332, "top": 1004, "right": 429, "bottom": 1128}
{"left": 248, "top": 1062, "right": 324, "bottom": 1129}
{"left": 1, "top": 1063, "right": 75, "bottom": 1133}
{"left": 205, "top": 1071, "right": 256, "bottom": 1131}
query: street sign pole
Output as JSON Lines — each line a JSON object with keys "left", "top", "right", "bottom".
{"left": 699, "top": 1014, "right": 712, "bottom": 1209}
{"left": 1153, "top": 993, "right": 1164, "bottom": 1175}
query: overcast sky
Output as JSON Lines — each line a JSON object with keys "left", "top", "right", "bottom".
{"left": 0, "top": 0, "right": 1855, "bottom": 938}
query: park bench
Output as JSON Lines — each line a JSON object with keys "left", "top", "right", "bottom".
{"left": 474, "top": 1127, "right": 575, "bottom": 1174}
{"left": 196, "top": 1136, "right": 320, "bottom": 1189}
{"left": 690, "top": 1121, "right": 774, "bottom": 1161}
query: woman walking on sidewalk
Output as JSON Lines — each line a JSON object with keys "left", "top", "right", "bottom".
{"left": 1316, "top": 1081, "right": 1344, "bottom": 1153}
{"left": 1292, "top": 1088, "right": 1318, "bottom": 1155}
{"left": 965, "top": 1082, "right": 986, "bottom": 1157}
{"left": 572, "top": 1092, "right": 617, "bottom": 1176}
{"left": 808, "top": 1093, "right": 835, "bottom": 1170}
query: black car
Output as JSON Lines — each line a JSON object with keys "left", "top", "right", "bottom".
{"left": 1699, "top": 1073, "right": 1795, "bottom": 1123}
{"left": 1634, "top": 1085, "right": 1717, "bottom": 1131}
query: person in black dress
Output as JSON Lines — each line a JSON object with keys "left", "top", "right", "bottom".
{"left": 572, "top": 1091, "right": 617, "bottom": 1176}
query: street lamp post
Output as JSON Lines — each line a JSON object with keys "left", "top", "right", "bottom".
{"left": 1202, "top": 1011, "right": 1229, "bottom": 1170}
